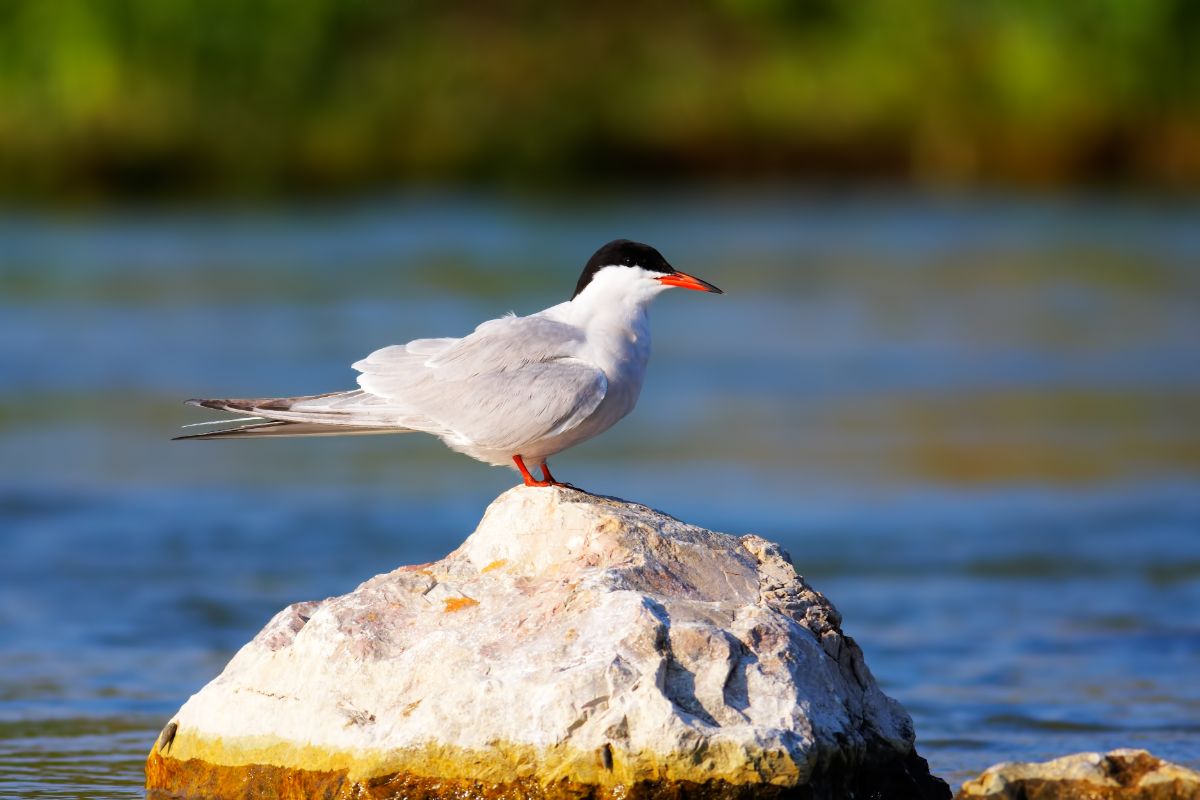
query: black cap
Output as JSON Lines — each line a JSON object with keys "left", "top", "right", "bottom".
{"left": 572, "top": 240, "right": 674, "bottom": 299}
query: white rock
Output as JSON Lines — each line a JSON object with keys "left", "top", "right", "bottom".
{"left": 147, "top": 487, "right": 947, "bottom": 798}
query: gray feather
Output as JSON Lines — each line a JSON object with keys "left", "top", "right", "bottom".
{"left": 183, "top": 390, "right": 432, "bottom": 430}
{"left": 174, "top": 419, "right": 407, "bottom": 440}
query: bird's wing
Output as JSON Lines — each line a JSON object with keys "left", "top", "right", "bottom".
{"left": 351, "top": 337, "right": 457, "bottom": 374}
{"left": 354, "top": 315, "right": 608, "bottom": 452}
{"left": 423, "top": 316, "right": 587, "bottom": 379}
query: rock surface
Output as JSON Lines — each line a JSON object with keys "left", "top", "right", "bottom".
{"left": 957, "top": 749, "right": 1200, "bottom": 799}
{"left": 146, "top": 486, "right": 948, "bottom": 799}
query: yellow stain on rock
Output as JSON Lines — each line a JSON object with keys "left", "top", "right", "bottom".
{"left": 145, "top": 751, "right": 802, "bottom": 800}
{"left": 480, "top": 559, "right": 507, "bottom": 573}
{"left": 443, "top": 596, "right": 479, "bottom": 612}
{"left": 146, "top": 726, "right": 806, "bottom": 798}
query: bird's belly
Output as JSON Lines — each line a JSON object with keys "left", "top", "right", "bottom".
{"left": 524, "top": 377, "right": 640, "bottom": 459}
{"left": 437, "top": 338, "right": 649, "bottom": 468}
{"left": 527, "top": 341, "right": 649, "bottom": 461}
{"left": 429, "top": 389, "right": 632, "bottom": 467}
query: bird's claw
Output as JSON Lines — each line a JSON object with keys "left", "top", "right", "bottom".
{"left": 518, "top": 478, "right": 577, "bottom": 490}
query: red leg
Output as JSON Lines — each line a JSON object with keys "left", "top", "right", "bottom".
{"left": 513, "top": 455, "right": 553, "bottom": 487}
{"left": 513, "top": 455, "right": 574, "bottom": 488}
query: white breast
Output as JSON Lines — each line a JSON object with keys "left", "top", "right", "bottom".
{"left": 518, "top": 268, "right": 664, "bottom": 460}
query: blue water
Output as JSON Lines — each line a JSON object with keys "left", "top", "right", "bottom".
{"left": 2, "top": 191, "right": 1198, "bottom": 796}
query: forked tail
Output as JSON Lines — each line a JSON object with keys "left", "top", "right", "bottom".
{"left": 175, "top": 391, "right": 412, "bottom": 440}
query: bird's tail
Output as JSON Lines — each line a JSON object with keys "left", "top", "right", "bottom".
{"left": 175, "top": 391, "right": 413, "bottom": 440}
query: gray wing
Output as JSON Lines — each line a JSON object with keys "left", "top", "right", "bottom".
{"left": 354, "top": 315, "right": 608, "bottom": 451}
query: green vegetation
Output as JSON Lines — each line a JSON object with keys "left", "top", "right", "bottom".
{"left": 0, "top": 0, "right": 1196, "bottom": 200}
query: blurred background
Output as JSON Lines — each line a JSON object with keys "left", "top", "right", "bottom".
{"left": 1, "top": 2, "right": 1198, "bottom": 796}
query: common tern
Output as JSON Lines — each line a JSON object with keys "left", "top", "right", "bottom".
{"left": 177, "top": 239, "right": 722, "bottom": 487}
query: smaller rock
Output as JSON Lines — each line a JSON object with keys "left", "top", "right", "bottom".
{"left": 956, "top": 749, "right": 1200, "bottom": 800}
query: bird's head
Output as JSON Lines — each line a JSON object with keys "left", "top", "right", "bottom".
{"left": 571, "top": 240, "right": 723, "bottom": 303}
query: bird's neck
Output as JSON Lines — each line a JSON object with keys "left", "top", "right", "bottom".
{"left": 567, "top": 280, "right": 656, "bottom": 336}
{"left": 561, "top": 282, "right": 656, "bottom": 372}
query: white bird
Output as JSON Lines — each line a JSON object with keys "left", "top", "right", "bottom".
{"left": 177, "top": 239, "right": 723, "bottom": 487}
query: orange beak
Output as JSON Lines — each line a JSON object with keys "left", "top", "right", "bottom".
{"left": 657, "top": 271, "right": 723, "bottom": 294}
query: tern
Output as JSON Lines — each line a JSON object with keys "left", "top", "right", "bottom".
{"left": 177, "top": 239, "right": 722, "bottom": 487}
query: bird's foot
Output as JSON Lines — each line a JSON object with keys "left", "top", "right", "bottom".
{"left": 513, "top": 455, "right": 579, "bottom": 490}
{"left": 539, "top": 462, "right": 580, "bottom": 490}
{"left": 519, "top": 476, "right": 556, "bottom": 488}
